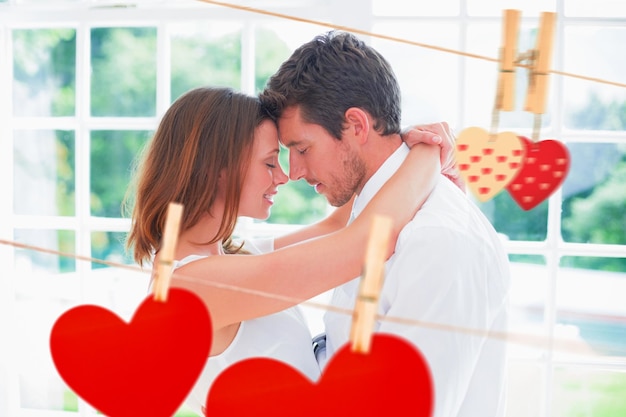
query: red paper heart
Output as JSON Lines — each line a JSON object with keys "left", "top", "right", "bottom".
{"left": 506, "top": 136, "right": 570, "bottom": 210}
{"left": 50, "top": 288, "right": 212, "bottom": 417}
{"left": 205, "top": 334, "right": 433, "bottom": 417}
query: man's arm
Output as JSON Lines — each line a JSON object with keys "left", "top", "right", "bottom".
{"left": 379, "top": 219, "right": 509, "bottom": 416}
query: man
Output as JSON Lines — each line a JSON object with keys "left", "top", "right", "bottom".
{"left": 260, "top": 31, "right": 510, "bottom": 417}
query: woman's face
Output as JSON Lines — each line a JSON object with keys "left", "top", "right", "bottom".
{"left": 238, "top": 120, "right": 289, "bottom": 219}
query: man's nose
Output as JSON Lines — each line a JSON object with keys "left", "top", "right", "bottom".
{"left": 275, "top": 164, "right": 288, "bottom": 186}
{"left": 288, "top": 155, "right": 305, "bottom": 181}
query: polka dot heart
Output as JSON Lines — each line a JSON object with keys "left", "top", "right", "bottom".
{"left": 456, "top": 127, "right": 526, "bottom": 201}
{"left": 506, "top": 136, "right": 570, "bottom": 210}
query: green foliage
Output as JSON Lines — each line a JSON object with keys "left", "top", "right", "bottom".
{"left": 58, "top": 230, "right": 76, "bottom": 272}
{"left": 62, "top": 389, "right": 78, "bottom": 412}
{"left": 90, "top": 27, "right": 157, "bottom": 116}
{"left": 90, "top": 130, "right": 151, "bottom": 218}
{"left": 91, "top": 231, "right": 134, "bottom": 269}
{"left": 568, "top": 93, "right": 626, "bottom": 131}
{"left": 564, "top": 161, "right": 626, "bottom": 245}
{"left": 170, "top": 29, "right": 242, "bottom": 101}
{"left": 12, "top": 28, "right": 76, "bottom": 116}
{"left": 55, "top": 130, "right": 76, "bottom": 217}
{"left": 553, "top": 369, "right": 626, "bottom": 417}
{"left": 476, "top": 191, "right": 548, "bottom": 241}
{"left": 254, "top": 28, "right": 292, "bottom": 93}
{"left": 509, "top": 254, "right": 545, "bottom": 265}
{"left": 268, "top": 179, "right": 329, "bottom": 225}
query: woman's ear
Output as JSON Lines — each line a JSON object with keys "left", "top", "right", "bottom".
{"left": 344, "top": 107, "right": 370, "bottom": 144}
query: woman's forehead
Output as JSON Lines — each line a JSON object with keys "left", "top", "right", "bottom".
{"left": 253, "top": 120, "right": 280, "bottom": 154}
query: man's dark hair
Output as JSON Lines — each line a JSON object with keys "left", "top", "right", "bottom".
{"left": 260, "top": 30, "right": 402, "bottom": 139}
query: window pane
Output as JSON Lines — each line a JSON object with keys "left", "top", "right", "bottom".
{"left": 12, "top": 28, "right": 76, "bottom": 117}
{"left": 565, "top": 0, "right": 626, "bottom": 17}
{"left": 91, "top": 231, "right": 135, "bottom": 270}
{"left": 170, "top": 21, "right": 242, "bottom": 101}
{"left": 14, "top": 229, "right": 75, "bottom": 275}
{"left": 562, "top": 143, "right": 626, "bottom": 245}
{"left": 557, "top": 257, "right": 626, "bottom": 358}
{"left": 373, "top": 0, "right": 459, "bottom": 16}
{"left": 553, "top": 368, "right": 626, "bottom": 416}
{"left": 563, "top": 26, "right": 626, "bottom": 131}
{"left": 91, "top": 27, "right": 157, "bottom": 117}
{"left": 13, "top": 229, "right": 75, "bottom": 411}
{"left": 90, "top": 130, "right": 150, "bottom": 218}
{"left": 373, "top": 21, "right": 460, "bottom": 126}
{"left": 505, "top": 362, "right": 544, "bottom": 417}
{"left": 14, "top": 130, "right": 75, "bottom": 216}
{"left": 508, "top": 256, "right": 549, "bottom": 358}
{"left": 16, "top": 280, "right": 73, "bottom": 412}
{"left": 467, "top": 0, "right": 556, "bottom": 17}
{"left": 463, "top": 23, "right": 500, "bottom": 129}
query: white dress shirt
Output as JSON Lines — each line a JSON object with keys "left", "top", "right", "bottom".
{"left": 323, "top": 144, "right": 511, "bottom": 417}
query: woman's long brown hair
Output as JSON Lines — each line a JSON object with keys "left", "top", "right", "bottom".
{"left": 123, "top": 87, "right": 268, "bottom": 266}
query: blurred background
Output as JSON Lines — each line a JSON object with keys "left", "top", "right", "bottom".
{"left": 0, "top": 0, "right": 624, "bottom": 416}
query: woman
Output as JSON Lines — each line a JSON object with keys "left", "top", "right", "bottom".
{"left": 125, "top": 86, "right": 449, "bottom": 415}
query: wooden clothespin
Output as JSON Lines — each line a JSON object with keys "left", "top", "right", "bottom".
{"left": 492, "top": 10, "right": 556, "bottom": 141}
{"left": 524, "top": 11, "right": 556, "bottom": 115}
{"left": 496, "top": 9, "right": 521, "bottom": 112}
{"left": 152, "top": 202, "right": 184, "bottom": 302}
{"left": 350, "top": 215, "right": 393, "bottom": 354}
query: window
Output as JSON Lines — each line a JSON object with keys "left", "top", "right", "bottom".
{"left": 1, "top": 1, "right": 624, "bottom": 416}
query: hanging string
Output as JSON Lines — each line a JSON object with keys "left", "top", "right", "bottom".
{"left": 0, "top": 238, "right": 613, "bottom": 357}
{"left": 196, "top": 0, "right": 626, "bottom": 91}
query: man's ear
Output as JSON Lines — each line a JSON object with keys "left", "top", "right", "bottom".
{"left": 344, "top": 107, "right": 370, "bottom": 144}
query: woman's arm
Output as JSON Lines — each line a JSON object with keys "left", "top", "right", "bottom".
{"left": 402, "top": 122, "right": 465, "bottom": 191}
{"left": 171, "top": 143, "right": 440, "bottom": 330}
{"left": 273, "top": 125, "right": 451, "bottom": 250}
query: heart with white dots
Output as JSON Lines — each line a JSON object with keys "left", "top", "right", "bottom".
{"left": 456, "top": 127, "right": 526, "bottom": 201}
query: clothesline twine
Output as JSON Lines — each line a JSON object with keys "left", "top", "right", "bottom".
{"left": 1, "top": 238, "right": 619, "bottom": 359}
{"left": 196, "top": 0, "right": 626, "bottom": 91}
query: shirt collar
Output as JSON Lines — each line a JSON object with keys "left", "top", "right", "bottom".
{"left": 351, "top": 143, "right": 409, "bottom": 219}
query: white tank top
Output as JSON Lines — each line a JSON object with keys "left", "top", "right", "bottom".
{"left": 179, "top": 238, "right": 321, "bottom": 415}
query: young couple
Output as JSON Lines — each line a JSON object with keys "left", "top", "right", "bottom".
{"left": 125, "top": 31, "right": 510, "bottom": 417}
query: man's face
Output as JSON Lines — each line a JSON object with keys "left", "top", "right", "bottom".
{"left": 277, "top": 106, "right": 366, "bottom": 207}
